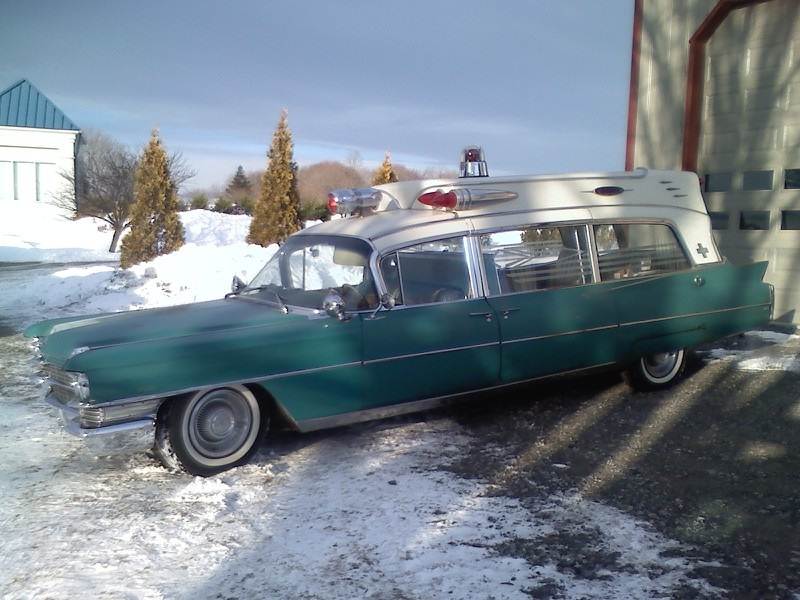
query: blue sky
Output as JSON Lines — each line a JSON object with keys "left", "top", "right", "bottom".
{"left": 1, "top": 1, "right": 634, "bottom": 189}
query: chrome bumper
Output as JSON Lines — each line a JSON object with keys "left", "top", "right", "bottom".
{"left": 44, "top": 394, "right": 155, "bottom": 455}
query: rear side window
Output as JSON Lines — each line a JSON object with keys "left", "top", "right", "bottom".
{"left": 594, "top": 223, "right": 690, "bottom": 281}
{"left": 479, "top": 225, "right": 593, "bottom": 295}
{"left": 383, "top": 236, "right": 472, "bottom": 306}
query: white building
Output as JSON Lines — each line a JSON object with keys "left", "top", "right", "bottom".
{"left": 627, "top": 0, "right": 800, "bottom": 322}
{"left": 0, "top": 79, "right": 80, "bottom": 205}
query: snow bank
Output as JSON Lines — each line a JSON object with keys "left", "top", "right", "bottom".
{"left": 180, "top": 209, "right": 252, "bottom": 246}
{"left": 0, "top": 202, "right": 118, "bottom": 263}
{"left": 0, "top": 204, "right": 316, "bottom": 265}
{"left": 0, "top": 208, "right": 288, "bottom": 325}
{"left": 2, "top": 242, "right": 277, "bottom": 327}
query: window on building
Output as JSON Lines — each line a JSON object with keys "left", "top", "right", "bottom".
{"left": 785, "top": 169, "right": 800, "bottom": 189}
{"left": 15, "top": 162, "right": 36, "bottom": 202}
{"left": 704, "top": 172, "right": 733, "bottom": 192}
{"left": 0, "top": 161, "right": 58, "bottom": 202}
{"left": 781, "top": 211, "right": 800, "bottom": 231}
{"left": 594, "top": 223, "right": 690, "bottom": 281}
{"left": 0, "top": 162, "right": 13, "bottom": 201}
{"left": 742, "top": 170, "right": 773, "bottom": 191}
{"left": 479, "top": 225, "right": 592, "bottom": 295}
{"left": 709, "top": 211, "right": 730, "bottom": 230}
{"left": 739, "top": 211, "right": 770, "bottom": 230}
{"left": 392, "top": 236, "right": 472, "bottom": 306}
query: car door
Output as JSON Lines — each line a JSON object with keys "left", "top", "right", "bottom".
{"left": 361, "top": 235, "right": 501, "bottom": 406}
{"left": 478, "top": 223, "right": 619, "bottom": 383}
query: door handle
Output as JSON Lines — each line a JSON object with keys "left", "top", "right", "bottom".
{"left": 501, "top": 308, "right": 520, "bottom": 319}
{"left": 693, "top": 276, "right": 705, "bottom": 287}
{"left": 468, "top": 311, "right": 493, "bottom": 323}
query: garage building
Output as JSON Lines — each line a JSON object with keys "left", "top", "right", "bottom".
{"left": 627, "top": 0, "right": 800, "bottom": 322}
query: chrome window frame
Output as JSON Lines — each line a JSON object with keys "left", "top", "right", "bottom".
{"left": 369, "top": 218, "right": 700, "bottom": 306}
{"left": 590, "top": 220, "right": 694, "bottom": 282}
{"left": 470, "top": 222, "right": 597, "bottom": 299}
{"left": 372, "top": 233, "right": 480, "bottom": 311}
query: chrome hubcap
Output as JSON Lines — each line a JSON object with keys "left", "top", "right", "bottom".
{"left": 188, "top": 390, "right": 253, "bottom": 459}
{"left": 643, "top": 351, "right": 679, "bottom": 379}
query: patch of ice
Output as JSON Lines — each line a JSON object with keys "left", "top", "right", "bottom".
{"left": 737, "top": 355, "right": 800, "bottom": 373}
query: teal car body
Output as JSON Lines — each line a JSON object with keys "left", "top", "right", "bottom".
{"left": 27, "top": 168, "right": 772, "bottom": 471}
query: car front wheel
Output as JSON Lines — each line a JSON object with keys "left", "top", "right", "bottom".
{"left": 154, "top": 385, "right": 266, "bottom": 476}
{"left": 625, "top": 348, "right": 687, "bottom": 391}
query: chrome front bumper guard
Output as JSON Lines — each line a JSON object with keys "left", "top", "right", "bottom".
{"left": 44, "top": 394, "right": 155, "bottom": 455}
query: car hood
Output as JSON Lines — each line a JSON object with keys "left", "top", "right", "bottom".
{"left": 29, "top": 297, "right": 300, "bottom": 367}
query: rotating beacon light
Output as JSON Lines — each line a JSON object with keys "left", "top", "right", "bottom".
{"left": 459, "top": 146, "right": 489, "bottom": 178}
{"left": 327, "top": 188, "right": 381, "bottom": 216}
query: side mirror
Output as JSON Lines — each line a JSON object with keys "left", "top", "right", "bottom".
{"left": 380, "top": 293, "right": 396, "bottom": 310}
{"left": 323, "top": 291, "right": 350, "bottom": 322}
{"left": 231, "top": 275, "right": 246, "bottom": 294}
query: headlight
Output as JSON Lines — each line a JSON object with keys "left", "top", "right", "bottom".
{"left": 70, "top": 372, "right": 91, "bottom": 401}
{"left": 43, "top": 365, "right": 91, "bottom": 404}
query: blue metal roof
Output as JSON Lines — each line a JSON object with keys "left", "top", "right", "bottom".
{"left": 0, "top": 79, "right": 79, "bottom": 131}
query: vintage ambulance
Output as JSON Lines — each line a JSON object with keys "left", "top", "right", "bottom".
{"left": 27, "top": 148, "right": 772, "bottom": 475}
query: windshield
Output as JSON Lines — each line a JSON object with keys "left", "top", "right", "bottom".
{"left": 246, "top": 235, "right": 378, "bottom": 311}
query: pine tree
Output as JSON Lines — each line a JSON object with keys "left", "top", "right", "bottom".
{"left": 247, "top": 110, "right": 301, "bottom": 246}
{"left": 226, "top": 165, "right": 252, "bottom": 195}
{"left": 371, "top": 151, "right": 398, "bottom": 185}
{"left": 120, "top": 130, "right": 185, "bottom": 268}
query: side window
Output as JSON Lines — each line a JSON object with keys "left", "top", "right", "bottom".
{"left": 389, "top": 236, "right": 472, "bottom": 306}
{"left": 594, "top": 223, "right": 690, "bottom": 281}
{"left": 479, "top": 225, "right": 593, "bottom": 295}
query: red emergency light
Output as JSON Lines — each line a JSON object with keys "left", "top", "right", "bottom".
{"left": 418, "top": 188, "right": 517, "bottom": 211}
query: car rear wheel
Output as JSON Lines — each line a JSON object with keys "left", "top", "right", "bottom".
{"left": 153, "top": 385, "right": 267, "bottom": 476}
{"left": 625, "top": 349, "right": 687, "bottom": 391}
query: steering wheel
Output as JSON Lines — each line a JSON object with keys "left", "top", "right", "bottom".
{"left": 340, "top": 284, "right": 366, "bottom": 309}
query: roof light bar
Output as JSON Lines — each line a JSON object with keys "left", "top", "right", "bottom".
{"left": 417, "top": 188, "right": 518, "bottom": 211}
{"left": 459, "top": 146, "right": 489, "bottom": 178}
{"left": 327, "top": 188, "right": 381, "bottom": 216}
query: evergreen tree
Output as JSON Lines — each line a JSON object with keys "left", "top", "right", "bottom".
{"left": 120, "top": 130, "right": 185, "bottom": 268}
{"left": 371, "top": 151, "right": 398, "bottom": 185}
{"left": 247, "top": 110, "right": 301, "bottom": 245}
{"left": 226, "top": 165, "right": 252, "bottom": 195}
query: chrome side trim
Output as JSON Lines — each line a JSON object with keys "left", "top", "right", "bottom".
{"left": 363, "top": 341, "right": 500, "bottom": 365}
{"left": 503, "top": 324, "right": 619, "bottom": 345}
{"left": 619, "top": 301, "right": 771, "bottom": 328}
{"left": 296, "top": 361, "right": 618, "bottom": 432}
{"left": 79, "top": 361, "right": 364, "bottom": 408}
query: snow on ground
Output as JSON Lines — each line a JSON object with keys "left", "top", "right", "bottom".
{"left": 700, "top": 329, "right": 800, "bottom": 373}
{"left": 0, "top": 202, "right": 118, "bottom": 263}
{"left": 0, "top": 333, "right": 722, "bottom": 599}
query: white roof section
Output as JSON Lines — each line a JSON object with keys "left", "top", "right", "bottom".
{"left": 300, "top": 168, "right": 717, "bottom": 261}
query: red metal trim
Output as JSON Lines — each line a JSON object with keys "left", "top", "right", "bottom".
{"left": 681, "top": 0, "right": 775, "bottom": 172}
{"left": 625, "top": 0, "right": 644, "bottom": 171}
